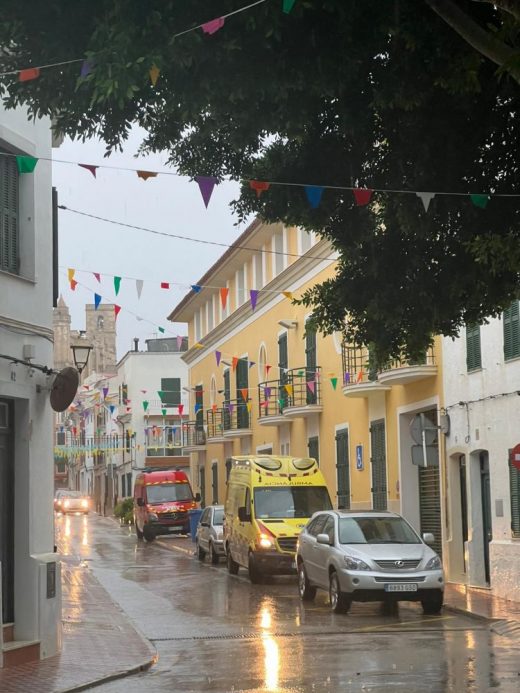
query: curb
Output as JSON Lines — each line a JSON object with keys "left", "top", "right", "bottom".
{"left": 443, "top": 603, "right": 497, "bottom": 623}
{"left": 57, "top": 655, "right": 156, "bottom": 693}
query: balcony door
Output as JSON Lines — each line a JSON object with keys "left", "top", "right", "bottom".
{"left": 236, "top": 358, "right": 249, "bottom": 429}
{"left": 278, "top": 333, "right": 288, "bottom": 410}
{"left": 223, "top": 369, "right": 231, "bottom": 430}
{"left": 305, "top": 323, "right": 317, "bottom": 404}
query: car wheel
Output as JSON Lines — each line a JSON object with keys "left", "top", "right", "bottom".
{"left": 421, "top": 590, "right": 444, "bottom": 615}
{"left": 197, "top": 541, "right": 206, "bottom": 561}
{"left": 143, "top": 527, "right": 155, "bottom": 543}
{"left": 298, "top": 561, "right": 316, "bottom": 601}
{"left": 135, "top": 523, "right": 144, "bottom": 540}
{"left": 329, "top": 570, "right": 351, "bottom": 614}
{"left": 226, "top": 545, "right": 239, "bottom": 575}
{"left": 248, "top": 553, "right": 263, "bottom": 584}
{"left": 209, "top": 542, "right": 219, "bottom": 565}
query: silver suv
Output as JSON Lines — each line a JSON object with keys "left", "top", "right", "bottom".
{"left": 296, "top": 510, "right": 444, "bottom": 614}
{"left": 196, "top": 505, "right": 225, "bottom": 564}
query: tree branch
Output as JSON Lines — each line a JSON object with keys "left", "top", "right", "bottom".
{"left": 425, "top": 0, "right": 520, "bottom": 82}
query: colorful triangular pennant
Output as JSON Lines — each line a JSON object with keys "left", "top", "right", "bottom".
{"left": 353, "top": 188, "right": 373, "bottom": 206}
{"left": 249, "top": 180, "right": 270, "bottom": 197}
{"left": 201, "top": 17, "right": 225, "bottom": 35}
{"left": 114, "top": 276, "right": 121, "bottom": 296}
{"left": 94, "top": 293, "right": 101, "bottom": 310}
{"left": 16, "top": 156, "right": 38, "bottom": 174}
{"left": 195, "top": 176, "right": 218, "bottom": 208}
{"left": 416, "top": 192, "right": 435, "bottom": 212}
{"left": 250, "top": 289, "right": 259, "bottom": 311}
{"left": 305, "top": 185, "right": 324, "bottom": 209}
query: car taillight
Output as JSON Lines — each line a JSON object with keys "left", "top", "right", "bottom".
{"left": 64, "top": 500, "right": 70, "bottom": 508}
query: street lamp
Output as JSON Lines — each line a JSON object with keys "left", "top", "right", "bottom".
{"left": 71, "top": 340, "right": 92, "bottom": 374}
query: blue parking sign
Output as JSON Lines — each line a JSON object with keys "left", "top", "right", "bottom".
{"left": 356, "top": 444, "right": 363, "bottom": 470}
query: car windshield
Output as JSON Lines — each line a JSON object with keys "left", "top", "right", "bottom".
{"left": 146, "top": 483, "right": 193, "bottom": 504}
{"left": 60, "top": 491, "right": 82, "bottom": 499}
{"left": 339, "top": 517, "right": 421, "bottom": 544}
{"left": 254, "top": 486, "right": 332, "bottom": 519}
{"left": 213, "top": 508, "right": 224, "bottom": 525}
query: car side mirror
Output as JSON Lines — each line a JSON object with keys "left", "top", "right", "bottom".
{"left": 136, "top": 497, "right": 145, "bottom": 507}
{"left": 238, "top": 506, "right": 250, "bottom": 522}
{"left": 316, "top": 533, "right": 331, "bottom": 545}
{"left": 423, "top": 532, "right": 435, "bottom": 545}
{"left": 195, "top": 492, "right": 201, "bottom": 502}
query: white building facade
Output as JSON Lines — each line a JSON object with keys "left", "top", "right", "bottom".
{"left": 443, "top": 306, "right": 520, "bottom": 600}
{"left": 0, "top": 104, "right": 61, "bottom": 665}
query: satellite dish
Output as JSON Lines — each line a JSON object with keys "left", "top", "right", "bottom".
{"left": 50, "top": 367, "right": 80, "bottom": 412}
{"left": 410, "top": 412, "right": 438, "bottom": 446}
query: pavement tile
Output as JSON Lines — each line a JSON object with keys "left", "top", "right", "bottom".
{"left": 444, "top": 582, "right": 520, "bottom": 622}
{"left": 0, "top": 537, "right": 156, "bottom": 693}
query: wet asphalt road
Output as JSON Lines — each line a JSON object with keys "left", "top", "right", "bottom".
{"left": 56, "top": 513, "right": 520, "bottom": 692}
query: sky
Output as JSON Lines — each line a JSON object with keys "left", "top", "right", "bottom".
{"left": 52, "top": 127, "right": 250, "bottom": 361}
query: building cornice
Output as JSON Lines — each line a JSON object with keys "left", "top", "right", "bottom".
{"left": 181, "top": 238, "right": 336, "bottom": 366}
{"left": 0, "top": 314, "right": 54, "bottom": 341}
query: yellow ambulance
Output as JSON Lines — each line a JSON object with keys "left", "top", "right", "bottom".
{"left": 224, "top": 455, "right": 332, "bottom": 582}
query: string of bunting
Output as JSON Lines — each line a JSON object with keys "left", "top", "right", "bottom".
{"left": 0, "top": 0, "right": 296, "bottom": 81}
{"left": 3, "top": 150, "right": 504, "bottom": 212}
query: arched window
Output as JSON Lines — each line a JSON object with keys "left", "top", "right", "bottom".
{"left": 210, "top": 375, "right": 217, "bottom": 406}
{"left": 97, "top": 315, "right": 104, "bottom": 329}
{"left": 258, "top": 344, "right": 267, "bottom": 382}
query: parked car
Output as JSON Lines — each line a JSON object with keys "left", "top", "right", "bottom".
{"left": 196, "top": 505, "right": 225, "bottom": 564}
{"left": 54, "top": 490, "right": 90, "bottom": 514}
{"left": 296, "top": 510, "right": 444, "bottom": 614}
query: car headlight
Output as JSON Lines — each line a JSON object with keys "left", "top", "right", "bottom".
{"left": 343, "top": 555, "right": 370, "bottom": 570}
{"left": 148, "top": 512, "right": 158, "bottom": 521}
{"left": 425, "top": 555, "right": 442, "bottom": 570}
{"left": 64, "top": 500, "right": 70, "bottom": 508}
{"left": 81, "top": 499, "right": 88, "bottom": 508}
{"left": 257, "top": 533, "right": 274, "bottom": 549}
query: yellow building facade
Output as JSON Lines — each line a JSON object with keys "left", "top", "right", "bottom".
{"left": 169, "top": 219, "right": 445, "bottom": 555}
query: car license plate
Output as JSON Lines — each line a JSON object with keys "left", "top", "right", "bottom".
{"left": 168, "top": 527, "right": 181, "bottom": 533}
{"left": 384, "top": 583, "right": 418, "bottom": 592}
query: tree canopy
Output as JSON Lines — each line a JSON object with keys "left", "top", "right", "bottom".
{"left": 1, "top": 0, "right": 520, "bottom": 363}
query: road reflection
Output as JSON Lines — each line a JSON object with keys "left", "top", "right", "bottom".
{"left": 259, "top": 599, "right": 280, "bottom": 691}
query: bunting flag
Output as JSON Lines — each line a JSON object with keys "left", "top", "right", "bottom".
{"left": 283, "top": 0, "right": 297, "bottom": 12}
{"left": 19, "top": 67, "right": 40, "bottom": 82}
{"left": 149, "top": 63, "right": 160, "bottom": 86}
{"left": 195, "top": 176, "right": 218, "bottom": 208}
{"left": 137, "top": 170, "right": 157, "bottom": 181}
{"left": 246, "top": 402, "right": 252, "bottom": 413}
{"left": 215, "top": 351, "right": 222, "bottom": 366}
{"left": 126, "top": 406, "right": 132, "bottom": 412}
{"left": 240, "top": 388, "right": 248, "bottom": 401}
{"left": 102, "top": 387, "right": 109, "bottom": 399}
{"left": 344, "top": 372, "right": 350, "bottom": 384}
{"left": 232, "top": 356, "right": 239, "bottom": 371}
{"left": 178, "top": 404, "right": 184, "bottom": 416}
{"left": 305, "top": 185, "right": 324, "bottom": 209}
{"left": 136, "top": 279, "right": 143, "bottom": 299}
{"left": 260, "top": 400, "right": 269, "bottom": 408}
{"left": 158, "top": 327, "right": 165, "bottom": 334}
{"left": 264, "top": 386, "right": 272, "bottom": 399}
{"left": 201, "top": 17, "right": 225, "bottom": 35}
{"left": 161, "top": 408, "right": 167, "bottom": 416}
{"left": 248, "top": 361, "right": 255, "bottom": 369}
{"left": 330, "top": 377, "right": 338, "bottom": 390}
{"left": 228, "top": 403, "right": 235, "bottom": 414}
{"left": 353, "top": 188, "right": 373, "bottom": 206}
{"left": 306, "top": 380, "right": 315, "bottom": 394}
{"left": 93, "top": 272, "right": 101, "bottom": 282}
{"left": 80, "top": 60, "right": 94, "bottom": 77}
{"left": 109, "top": 405, "right": 115, "bottom": 414}
{"left": 94, "top": 293, "right": 101, "bottom": 309}
{"left": 356, "top": 370, "right": 363, "bottom": 383}
{"left": 114, "top": 276, "right": 121, "bottom": 295}
{"left": 79, "top": 164, "right": 98, "bottom": 178}
{"left": 470, "top": 194, "right": 490, "bottom": 209}
{"left": 67, "top": 268, "right": 75, "bottom": 283}
{"left": 176, "top": 335, "right": 184, "bottom": 350}
{"left": 114, "top": 304, "right": 121, "bottom": 319}
{"left": 70, "top": 279, "right": 78, "bottom": 291}
{"left": 16, "top": 155, "right": 38, "bottom": 174}
{"left": 158, "top": 390, "right": 165, "bottom": 400}
{"left": 160, "top": 282, "right": 170, "bottom": 289}
{"left": 142, "top": 401, "right": 149, "bottom": 412}
{"left": 194, "top": 403, "right": 202, "bottom": 414}
{"left": 191, "top": 284, "right": 202, "bottom": 293}
{"left": 211, "top": 403, "right": 217, "bottom": 413}
{"left": 249, "top": 180, "right": 270, "bottom": 197}
{"left": 284, "top": 384, "right": 293, "bottom": 397}
{"left": 220, "top": 287, "right": 229, "bottom": 308}
{"left": 250, "top": 289, "right": 259, "bottom": 311}
{"left": 282, "top": 291, "right": 294, "bottom": 300}
{"left": 266, "top": 365, "right": 272, "bottom": 376}
{"left": 416, "top": 192, "right": 435, "bottom": 212}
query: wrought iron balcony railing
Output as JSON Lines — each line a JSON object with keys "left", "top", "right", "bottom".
{"left": 341, "top": 345, "right": 378, "bottom": 387}
{"left": 283, "top": 366, "right": 322, "bottom": 407}
{"left": 206, "top": 408, "right": 226, "bottom": 439}
{"left": 183, "top": 420, "right": 206, "bottom": 447}
{"left": 257, "top": 379, "right": 284, "bottom": 419}
{"left": 222, "top": 398, "right": 251, "bottom": 432}
{"left": 380, "top": 347, "right": 436, "bottom": 371}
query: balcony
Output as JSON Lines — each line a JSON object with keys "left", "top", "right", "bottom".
{"left": 341, "top": 345, "right": 390, "bottom": 398}
{"left": 206, "top": 408, "right": 227, "bottom": 442}
{"left": 222, "top": 399, "right": 253, "bottom": 438}
{"left": 257, "top": 380, "right": 288, "bottom": 426}
{"left": 182, "top": 420, "right": 207, "bottom": 452}
{"left": 377, "top": 347, "right": 437, "bottom": 386}
{"left": 281, "top": 367, "right": 323, "bottom": 419}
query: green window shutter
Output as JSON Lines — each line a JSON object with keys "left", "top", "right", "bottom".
{"left": 161, "top": 378, "right": 181, "bottom": 406}
{"left": 0, "top": 153, "right": 19, "bottom": 274}
{"left": 504, "top": 302, "right": 520, "bottom": 361}
{"left": 509, "top": 454, "right": 520, "bottom": 538}
{"left": 466, "top": 324, "right": 482, "bottom": 371}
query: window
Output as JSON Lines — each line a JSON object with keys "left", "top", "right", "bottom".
{"left": 56, "top": 431, "right": 66, "bottom": 445}
{"left": 210, "top": 375, "right": 217, "bottom": 406}
{"left": 509, "top": 454, "right": 520, "bottom": 538}
{"left": 322, "top": 516, "right": 335, "bottom": 543}
{"left": 161, "top": 378, "right": 181, "bottom": 406}
{"left": 55, "top": 461, "right": 66, "bottom": 474}
{"left": 236, "top": 266, "right": 246, "bottom": 307}
{"left": 0, "top": 152, "right": 19, "bottom": 274}
{"left": 308, "top": 436, "right": 319, "bottom": 464}
{"left": 273, "top": 232, "right": 284, "bottom": 276}
{"left": 253, "top": 252, "right": 263, "bottom": 289}
{"left": 97, "top": 316, "right": 104, "bottom": 329}
{"left": 207, "top": 297, "right": 214, "bottom": 332}
{"left": 306, "top": 514, "right": 327, "bottom": 537}
{"left": 466, "top": 324, "right": 482, "bottom": 371}
{"left": 258, "top": 344, "right": 267, "bottom": 382}
{"left": 503, "top": 301, "right": 520, "bottom": 360}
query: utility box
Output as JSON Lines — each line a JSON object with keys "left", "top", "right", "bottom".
{"left": 32, "top": 553, "right": 62, "bottom": 659}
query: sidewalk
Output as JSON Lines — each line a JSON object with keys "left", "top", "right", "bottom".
{"left": 0, "top": 552, "right": 156, "bottom": 693}
{"left": 444, "top": 582, "right": 520, "bottom": 623}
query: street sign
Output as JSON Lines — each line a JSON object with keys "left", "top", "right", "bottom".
{"left": 511, "top": 443, "right": 520, "bottom": 471}
{"left": 356, "top": 444, "right": 363, "bottom": 471}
